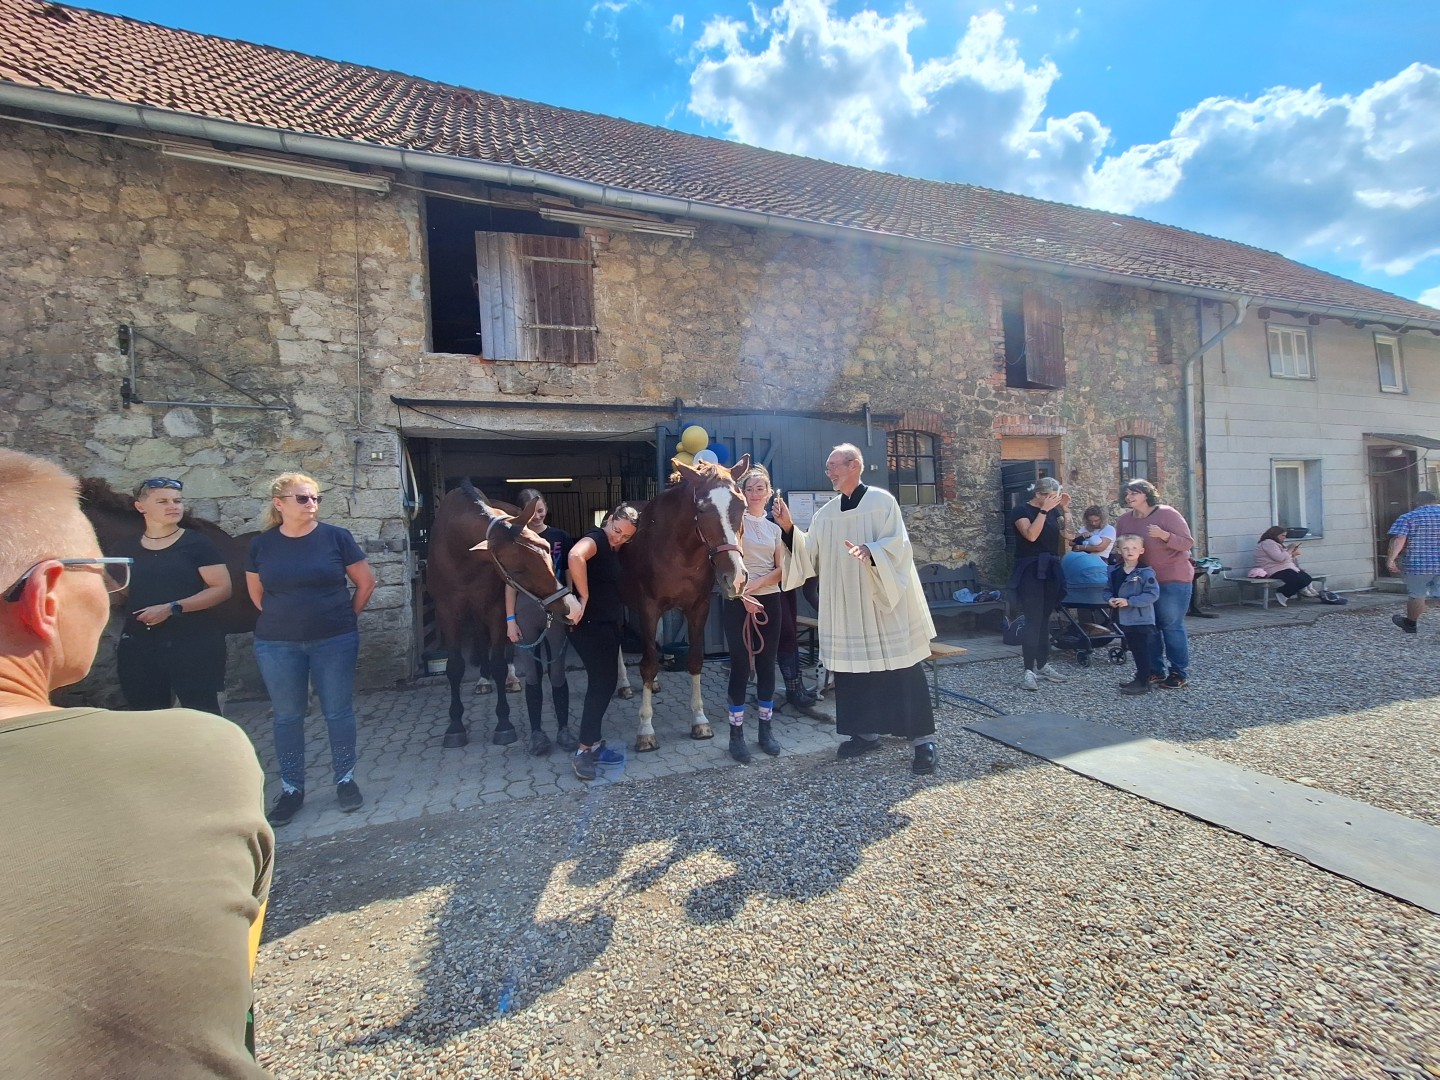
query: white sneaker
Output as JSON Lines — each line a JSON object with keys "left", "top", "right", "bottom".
{"left": 1038, "top": 663, "right": 1068, "bottom": 682}
{"left": 1020, "top": 669, "right": 1039, "bottom": 691}
{"left": 1301, "top": 585, "right": 1320, "bottom": 598}
{"left": 1274, "top": 592, "right": 1288, "bottom": 607}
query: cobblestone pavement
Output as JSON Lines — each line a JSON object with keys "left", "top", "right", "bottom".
{"left": 230, "top": 590, "right": 1399, "bottom": 843}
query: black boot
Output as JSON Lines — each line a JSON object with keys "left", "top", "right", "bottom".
{"left": 728, "top": 723, "right": 753, "bottom": 764}
{"left": 778, "top": 650, "right": 817, "bottom": 708}
{"left": 524, "top": 684, "right": 552, "bottom": 754}
{"left": 551, "top": 682, "right": 578, "bottom": 748}
{"left": 757, "top": 718, "right": 781, "bottom": 756}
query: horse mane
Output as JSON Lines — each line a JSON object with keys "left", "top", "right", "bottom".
{"left": 77, "top": 476, "right": 215, "bottom": 530}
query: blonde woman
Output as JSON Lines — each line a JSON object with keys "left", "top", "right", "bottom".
{"left": 245, "top": 473, "right": 375, "bottom": 827}
{"left": 114, "top": 477, "right": 232, "bottom": 714}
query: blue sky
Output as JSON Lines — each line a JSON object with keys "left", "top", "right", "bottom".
{"left": 92, "top": 0, "right": 1440, "bottom": 308}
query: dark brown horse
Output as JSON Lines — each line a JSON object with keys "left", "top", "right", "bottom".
{"left": 426, "top": 482, "right": 579, "bottom": 748}
{"left": 78, "top": 477, "right": 259, "bottom": 634}
{"left": 620, "top": 456, "right": 750, "bottom": 751}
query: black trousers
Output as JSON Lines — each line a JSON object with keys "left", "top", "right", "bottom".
{"left": 1016, "top": 573, "right": 1063, "bottom": 671}
{"left": 722, "top": 593, "right": 783, "bottom": 706}
{"left": 116, "top": 626, "right": 226, "bottom": 715}
{"left": 568, "top": 620, "right": 620, "bottom": 746}
{"left": 1120, "top": 624, "right": 1158, "bottom": 685}
{"left": 1269, "top": 568, "right": 1313, "bottom": 598}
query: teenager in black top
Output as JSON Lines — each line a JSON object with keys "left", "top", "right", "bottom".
{"left": 565, "top": 504, "right": 639, "bottom": 781}
{"left": 114, "top": 477, "right": 233, "bottom": 714}
{"left": 1006, "top": 477, "right": 1070, "bottom": 691}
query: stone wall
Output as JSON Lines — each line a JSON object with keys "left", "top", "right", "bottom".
{"left": 2, "top": 118, "right": 1193, "bottom": 696}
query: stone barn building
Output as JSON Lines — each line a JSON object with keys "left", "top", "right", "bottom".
{"left": 3, "top": 0, "right": 1437, "bottom": 694}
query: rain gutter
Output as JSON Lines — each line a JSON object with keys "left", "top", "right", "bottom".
{"left": 4, "top": 84, "right": 1439, "bottom": 332}
{"left": 1182, "top": 297, "right": 1250, "bottom": 529}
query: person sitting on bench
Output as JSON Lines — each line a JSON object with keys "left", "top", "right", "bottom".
{"left": 1252, "top": 526, "right": 1316, "bottom": 607}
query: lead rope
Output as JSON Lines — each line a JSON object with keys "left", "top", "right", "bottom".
{"left": 741, "top": 596, "right": 769, "bottom": 673}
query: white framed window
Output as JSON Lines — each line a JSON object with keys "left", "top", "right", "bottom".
{"left": 1375, "top": 333, "right": 1405, "bottom": 393}
{"left": 1272, "top": 459, "right": 1323, "bottom": 538}
{"left": 1267, "top": 325, "right": 1313, "bottom": 379}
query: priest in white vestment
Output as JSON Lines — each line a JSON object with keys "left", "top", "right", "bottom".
{"left": 772, "top": 444, "right": 938, "bottom": 775}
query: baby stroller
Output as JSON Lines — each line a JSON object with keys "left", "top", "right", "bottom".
{"left": 1049, "top": 551, "right": 1128, "bottom": 667}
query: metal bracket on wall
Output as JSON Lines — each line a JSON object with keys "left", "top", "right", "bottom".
{"left": 117, "top": 324, "right": 288, "bottom": 411}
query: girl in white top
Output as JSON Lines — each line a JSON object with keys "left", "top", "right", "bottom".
{"left": 722, "top": 463, "right": 786, "bottom": 763}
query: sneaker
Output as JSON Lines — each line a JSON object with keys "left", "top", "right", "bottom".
{"left": 1119, "top": 680, "right": 1150, "bottom": 696}
{"left": 593, "top": 741, "right": 625, "bottom": 765}
{"left": 1149, "top": 673, "right": 1167, "bottom": 684}
{"left": 1038, "top": 663, "right": 1068, "bottom": 683}
{"left": 1020, "top": 669, "right": 1039, "bottom": 691}
{"left": 1301, "top": 585, "right": 1320, "bottom": 598}
{"left": 1157, "top": 673, "right": 1187, "bottom": 689}
{"left": 266, "top": 789, "right": 304, "bottom": 827}
{"left": 1392, "top": 614, "right": 1418, "bottom": 635}
{"left": 336, "top": 779, "right": 364, "bottom": 813}
{"left": 1273, "top": 592, "right": 1288, "bottom": 607}
{"left": 573, "top": 745, "right": 599, "bottom": 781}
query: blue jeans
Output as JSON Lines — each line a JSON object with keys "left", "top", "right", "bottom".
{"left": 1153, "top": 582, "right": 1192, "bottom": 680}
{"left": 254, "top": 631, "right": 359, "bottom": 792}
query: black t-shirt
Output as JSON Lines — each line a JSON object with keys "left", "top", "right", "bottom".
{"left": 1009, "top": 502, "right": 1062, "bottom": 558}
{"left": 576, "top": 527, "right": 624, "bottom": 626}
{"left": 538, "top": 525, "right": 571, "bottom": 581}
{"left": 245, "top": 522, "right": 366, "bottom": 641}
{"left": 114, "top": 529, "right": 224, "bottom": 635}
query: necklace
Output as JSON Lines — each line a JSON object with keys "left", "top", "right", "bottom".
{"left": 143, "top": 527, "right": 181, "bottom": 540}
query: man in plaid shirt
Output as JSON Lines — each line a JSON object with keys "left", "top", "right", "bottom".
{"left": 1387, "top": 491, "right": 1440, "bottom": 633}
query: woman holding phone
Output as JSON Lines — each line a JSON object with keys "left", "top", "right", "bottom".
{"left": 1252, "top": 526, "right": 1317, "bottom": 607}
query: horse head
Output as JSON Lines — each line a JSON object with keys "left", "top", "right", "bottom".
{"left": 671, "top": 454, "right": 752, "bottom": 600}
{"left": 469, "top": 497, "right": 581, "bottom": 623}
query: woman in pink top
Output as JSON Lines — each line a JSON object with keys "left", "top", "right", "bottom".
{"left": 1252, "top": 526, "right": 1315, "bottom": 607}
{"left": 1114, "top": 479, "right": 1194, "bottom": 688}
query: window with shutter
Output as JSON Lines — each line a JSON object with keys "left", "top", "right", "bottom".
{"left": 475, "top": 232, "right": 597, "bottom": 364}
{"left": 1004, "top": 290, "right": 1065, "bottom": 389}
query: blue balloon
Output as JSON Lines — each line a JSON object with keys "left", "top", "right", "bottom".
{"left": 710, "top": 442, "right": 731, "bottom": 466}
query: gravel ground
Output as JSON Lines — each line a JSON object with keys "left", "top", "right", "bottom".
{"left": 255, "top": 606, "right": 1440, "bottom": 1078}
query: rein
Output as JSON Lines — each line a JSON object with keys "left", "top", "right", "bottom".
{"left": 485, "top": 516, "right": 571, "bottom": 649}
{"left": 694, "top": 516, "right": 742, "bottom": 564}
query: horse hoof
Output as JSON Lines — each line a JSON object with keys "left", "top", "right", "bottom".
{"left": 442, "top": 731, "right": 469, "bottom": 749}
{"left": 474, "top": 681, "right": 494, "bottom": 696}
{"left": 505, "top": 676, "right": 522, "bottom": 694}
{"left": 635, "top": 733, "right": 659, "bottom": 753}
{"left": 616, "top": 686, "right": 635, "bottom": 700}
{"left": 492, "top": 727, "right": 519, "bottom": 746}
{"left": 690, "top": 723, "right": 714, "bottom": 741}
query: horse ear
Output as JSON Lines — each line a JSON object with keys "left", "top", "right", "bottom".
{"left": 729, "top": 454, "right": 751, "bottom": 482}
{"left": 513, "top": 497, "right": 539, "bottom": 533}
{"left": 673, "top": 458, "right": 701, "bottom": 481}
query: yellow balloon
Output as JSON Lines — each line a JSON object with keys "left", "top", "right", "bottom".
{"left": 675, "top": 441, "right": 685, "bottom": 454}
{"left": 673, "top": 451, "right": 695, "bottom": 467}
{"left": 679, "top": 425, "right": 710, "bottom": 454}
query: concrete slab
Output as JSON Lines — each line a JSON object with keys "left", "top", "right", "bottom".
{"left": 965, "top": 711, "right": 1440, "bottom": 914}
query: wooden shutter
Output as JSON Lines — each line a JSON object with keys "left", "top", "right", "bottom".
{"left": 474, "top": 233, "right": 597, "bottom": 363}
{"left": 1023, "top": 289, "right": 1066, "bottom": 388}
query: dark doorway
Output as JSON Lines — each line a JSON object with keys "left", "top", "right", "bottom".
{"left": 1369, "top": 446, "right": 1418, "bottom": 578}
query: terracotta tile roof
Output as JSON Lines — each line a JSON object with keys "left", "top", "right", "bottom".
{"left": 3, "top": 0, "right": 1437, "bottom": 325}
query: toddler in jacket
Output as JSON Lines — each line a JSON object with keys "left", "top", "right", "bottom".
{"left": 1106, "top": 535, "right": 1161, "bottom": 695}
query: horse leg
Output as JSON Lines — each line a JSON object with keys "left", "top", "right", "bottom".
{"left": 443, "top": 645, "right": 469, "bottom": 748}
{"left": 490, "top": 642, "right": 518, "bottom": 745}
{"left": 685, "top": 605, "right": 713, "bottom": 740}
{"left": 615, "top": 646, "right": 635, "bottom": 699}
{"left": 634, "top": 611, "right": 660, "bottom": 753}
{"left": 471, "top": 639, "right": 493, "bottom": 695}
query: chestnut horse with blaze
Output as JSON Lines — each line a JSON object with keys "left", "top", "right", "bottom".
{"left": 427, "top": 483, "right": 579, "bottom": 748}
{"left": 621, "top": 455, "right": 750, "bottom": 751}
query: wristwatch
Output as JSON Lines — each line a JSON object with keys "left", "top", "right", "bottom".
{"left": 169, "top": 601, "right": 183, "bottom": 616}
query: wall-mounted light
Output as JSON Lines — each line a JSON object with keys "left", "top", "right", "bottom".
{"left": 160, "top": 143, "right": 391, "bottom": 193}
{"left": 537, "top": 207, "right": 695, "bottom": 238}
{"left": 505, "top": 477, "right": 574, "bottom": 484}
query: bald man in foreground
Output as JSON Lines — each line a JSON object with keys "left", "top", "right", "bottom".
{"left": 0, "top": 449, "right": 273, "bottom": 1079}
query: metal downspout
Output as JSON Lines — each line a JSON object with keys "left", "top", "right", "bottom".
{"left": 1183, "top": 296, "right": 1248, "bottom": 537}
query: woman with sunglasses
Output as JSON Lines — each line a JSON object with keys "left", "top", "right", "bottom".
{"left": 245, "top": 473, "right": 376, "bottom": 827}
{"left": 113, "top": 477, "right": 232, "bottom": 715}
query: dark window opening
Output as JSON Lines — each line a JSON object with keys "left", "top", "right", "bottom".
{"left": 888, "top": 431, "right": 938, "bottom": 505}
{"left": 425, "top": 196, "right": 589, "bottom": 359}
{"left": 1120, "top": 436, "right": 1154, "bottom": 487}
{"left": 1003, "top": 288, "right": 1066, "bottom": 389}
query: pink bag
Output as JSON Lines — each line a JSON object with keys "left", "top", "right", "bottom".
{"left": 1247, "top": 567, "right": 1268, "bottom": 578}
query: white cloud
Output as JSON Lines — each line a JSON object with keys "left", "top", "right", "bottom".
{"left": 684, "top": 2, "right": 1440, "bottom": 287}
{"left": 1419, "top": 285, "right": 1440, "bottom": 308}
{"left": 586, "top": 0, "right": 634, "bottom": 40}
{"left": 668, "top": 13, "right": 684, "bottom": 33}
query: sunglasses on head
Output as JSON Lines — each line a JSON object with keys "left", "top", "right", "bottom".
{"left": 279, "top": 493, "right": 323, "bottom": 505}
{"left": 140, "top": 477, "right": 183, "bottom": 491}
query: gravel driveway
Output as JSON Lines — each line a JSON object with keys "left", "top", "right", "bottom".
{"left": 255, "top": 606, "right": 1440, "bottom": 1078}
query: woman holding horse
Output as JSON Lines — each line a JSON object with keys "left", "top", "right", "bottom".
{"left": 566, "top": 503, "right": 640, "bottom": 781}
{"left": 723, "top": 464, "right": 785, "bottom": 763}
{"left": 246, "top": 472, "right": 376, "bottom": 827}
{"left": 505, "top": 488, "right": 578, "bottom": 756}
{"left": 113, "top": 476, "right": 233, "bottom": 714}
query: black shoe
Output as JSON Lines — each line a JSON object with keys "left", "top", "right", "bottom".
{"left": 1392, "top": 614, "right": 1418, "bottom": 634}
{"left": 555, "top": 725, "right": 579, "bottom": 751}
{"left": 911, "top": 742, "right": 937, "bottom": 775}
{"left": 572, "top": 745, "right": 598, "bottom": 781}
{"left": 1157, "top": 673, "right": 1187, "bottom": 689}
{"left": 336, "top": 779, "right": 363, "bottom": 812}
{"left": 1148, "top": 673, "right": 1167, "bottom": 685}
{"left": 728, "top": 724, "right": 753, "bottom": 764}
{"left": 266, "top": 789, "right": 304, "bottom": 826}
{"left": 757, "top": 718, "right": 781, "bottom": 757}
{"left": 528, "top": 729, "right": 553, "bottom": 756}
{"left": 837, "top": 736, "right": 882, "bottom": 760}
{"left": 1119, "top": 680, "right": 1150, "bottom": 696}
{"left": 784, "top": 676, "right": 818, "bottom": 708}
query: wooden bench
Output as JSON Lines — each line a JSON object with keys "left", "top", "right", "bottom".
{"left": 918, "top": 562, "right": 1005, "bottom": 626}
{"left": 1222, "top": 572, "right": 1327, "bottom": 610}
